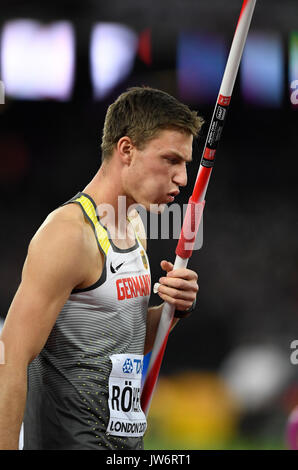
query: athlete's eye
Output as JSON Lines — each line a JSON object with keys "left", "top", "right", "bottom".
{"left": 164, "top": 157, "right": 178, "bottom": 164}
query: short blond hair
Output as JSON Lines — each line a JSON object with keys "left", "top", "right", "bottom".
{"left": 101, "top": 86, "right": 204, "bottom": 160}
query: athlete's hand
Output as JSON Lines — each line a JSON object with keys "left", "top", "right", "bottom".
{"left": 155, "top": 260, "right": 198, "bottom": 312}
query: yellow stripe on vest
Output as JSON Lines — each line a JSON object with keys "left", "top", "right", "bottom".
{"left": 74, "top": 195, "right": 111, "bottom": 255}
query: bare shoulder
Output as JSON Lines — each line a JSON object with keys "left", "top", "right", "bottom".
{"left": 128, "top": 208, "right": 147, "bottom": 251}
{"left": 31, "top": 203, "right": 89, "bottom": 249}
{"left": 25, "top": 203, "right": 92, "bottom": 283}
{"left": 39, "top": 202, "right": 86, "bottom": 230}
{"left": 1, "top": 204, "right": 92, "bottom": 365}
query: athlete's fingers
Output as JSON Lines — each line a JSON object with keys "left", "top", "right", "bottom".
{"left": 165, "top": 267, "right": 198, "bottom": 281}
{"left": 159, "top": 276, "right": 199, "bottom": 293}
{"left": 160, "top": 260, "right": 198, "bottom": 281}
{"left": 157, "top": 291, "right": 194, "bottom": 311}
{"left": 157, "top": 283, "right": 196, "bottom": 302}
{"left": 154, "top": 260, "right": 198, "bottom": 295}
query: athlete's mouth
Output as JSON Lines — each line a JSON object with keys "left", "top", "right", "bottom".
{"left": 169, "top": 189, "right": 180, "bottom": 196}
{"left": 166, "top": 190, "right": 180, "bottom": 202}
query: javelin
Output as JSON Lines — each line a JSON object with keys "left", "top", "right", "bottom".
{"left": 141, "top": 0, "right": 258, "bottom": 416}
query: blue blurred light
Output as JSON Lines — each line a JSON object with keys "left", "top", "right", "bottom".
{"left": 241, "top": 32, "right": 284, "bottom": 107}
{"left": 177, "top": 32, "right": 227, "bottom": 105}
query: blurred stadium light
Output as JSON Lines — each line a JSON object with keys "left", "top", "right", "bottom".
{"left": 0, "top": 17, "right": 296, "bottom": 108}
{"left": 90, "top": 23, "right": 138, "bottom": 99}
{"left": 177, "top": 32, "right": 227, "bottom": 105}
{"left": 1, "top": 19, "right": 75, "bottom": 101}
{"left": 240, "top": 32, "right": 284, "bottom": 107}
{"left": 220, "top": 345, "right": 293, "bottom": 412}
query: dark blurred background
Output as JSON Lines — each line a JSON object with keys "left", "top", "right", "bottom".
{"left": 0, "top": 0, "right": 298, "bottom": 449}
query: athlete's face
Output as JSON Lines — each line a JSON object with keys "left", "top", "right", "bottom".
{"left": 123, "top": 129, "right": 193, "bottom": 212}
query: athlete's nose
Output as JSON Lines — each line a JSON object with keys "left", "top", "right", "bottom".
{"left": 173, "top": 163, "right": 187, "bottom": 188}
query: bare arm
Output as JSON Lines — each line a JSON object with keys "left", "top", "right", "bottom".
{"left": 0, "top": 217, "right": 91, "bottom": 449}
{"left": 144, "top": 303, "right": 180, "bottom": 355}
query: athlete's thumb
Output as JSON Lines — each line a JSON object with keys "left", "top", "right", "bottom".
{"left": 160, "top": 260, "right": 174, "bottom": 273}
{"left": 153, "top": 260, "right": 174, "bottom": 294}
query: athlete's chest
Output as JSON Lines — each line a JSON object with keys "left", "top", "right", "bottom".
{"left": 104, "top": 247, "right": 151, "bottom": 303}
{"left": 70, "top": 243, "right": 151, "bottom": 307}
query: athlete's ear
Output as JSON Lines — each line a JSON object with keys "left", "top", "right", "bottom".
{"left": 117, "top": 136, "right": 135, "bottom": 166}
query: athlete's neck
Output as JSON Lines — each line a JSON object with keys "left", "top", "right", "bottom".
{"left": 82, "top": 163, "right": 135, "bottom": 236}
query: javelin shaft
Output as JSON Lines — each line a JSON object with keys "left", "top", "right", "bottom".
{"left": 193, "top": 0, "right": 257, "bottom": 204}
{"left": 141, "top": 0, "right": 257, "bottom": 417}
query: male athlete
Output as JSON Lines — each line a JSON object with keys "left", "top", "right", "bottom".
{"left": 0, "top": 87, "right": 204, "bottom": 450}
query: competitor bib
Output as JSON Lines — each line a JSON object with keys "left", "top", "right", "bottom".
{"left": 107, "top": 353, "right": 147, "bottom": 437}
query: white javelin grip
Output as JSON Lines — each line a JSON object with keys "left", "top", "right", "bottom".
{"left": 151, "top": 256, "right": 188, "bottom": 352}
